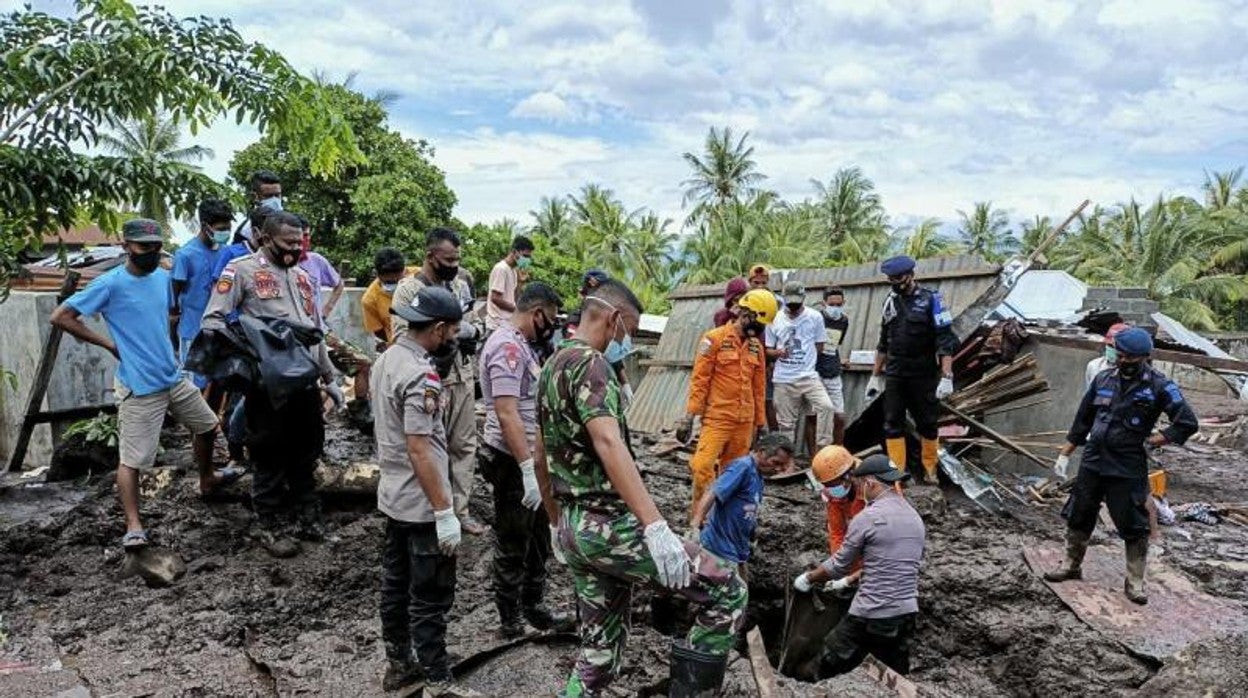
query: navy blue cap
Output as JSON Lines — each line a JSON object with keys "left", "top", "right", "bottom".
{"left": 1115, "top": 327, "right": 1154, "bottom": 356}
{"left": 581, "top": 268, "right": 610, "bottom": 289}
{"left": 880, "top": 255, "right": 916, "bottom": 277}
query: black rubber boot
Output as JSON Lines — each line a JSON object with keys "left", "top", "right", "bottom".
{"left": 251, "top": 517, "right": 300, "bottom": 559}
{"left": 668, "top": 641, "right": 727, "bottom": 697}
{"left": 524, "top": 604, "right": 575, "bottom": 633}
{"left": 1043, "top": 528, "right": 1090, "bottom": 582}
{"left": 1124, "top": 537, "right": 1149, "bottom": 605}
{"left": 382, "top": 657, "right": 423, "bottom": 692}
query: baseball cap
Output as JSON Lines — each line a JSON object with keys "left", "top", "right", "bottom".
{"left": 122, "top": 218, "right": 163, "bottom": 244}
{"left": 853, "top": 453, "right": 911, "bottom": 483}
{"left": 783, "top": 281, "right": 806, "bottom": 305}
{"left": 391, "top": 286, "right": 464, "bottom": 324}
{"left": 749, "top": 263, "right": 771, "bottom": 278}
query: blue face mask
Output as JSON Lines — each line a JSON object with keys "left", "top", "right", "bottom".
{"left": 823, "top": 484, "right": 850, "bottom": 500}
{"left": 605, "top": 327, "right": 633, "bottom": 364}
{"left": 211, "top": 229, "right": 232, "bottom": 247}
{"left": 1104, "top": 346, "right": 1118, "bottom": 365}
{"left": 258, "top": 195, "right": 282, "bottom": 211}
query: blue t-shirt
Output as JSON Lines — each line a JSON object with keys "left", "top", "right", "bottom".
{"left": 171, "top": 237, "right": 222, "bottom": 340}
{"left": 66, "top": 266, "right": 181, "bottom": 397}
{"left": 211, "top": 242, "right": 253, "bottom": 281}
{"left": 699, "top": 454, "right": 765, "bottom": 564}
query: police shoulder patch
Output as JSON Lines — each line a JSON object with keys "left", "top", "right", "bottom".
{"left": 698, "top": 337, "right": 713, "bottom": 356}
{"left": 215, "top": 277, "right": 233, "bottom": 295}
{"left": 1164, "top": 382, "right": 1184, "bottom": 404}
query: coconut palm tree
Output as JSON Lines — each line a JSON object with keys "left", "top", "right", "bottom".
{"left": 530, "top": 195, "right": 574, "bottom": 241}
{"left": 956, "top": 201, "right": 1019, "bottom": 262}
{"left": 810, "top": 167, "right": 890, "bottom": 263}
{"left": 98, "top": 113, "right": 213, "bottom": 232}
{"left": 681, "top": 126, "right": 766, "bottom": 225}
{"left": 1204, "top": 168, "right": 1244, "bottom": 211}
{"left": 895, "top": 218, "right": 954, "bottom": 258}
{"left": 1019, "top": 215, "right": 1054, "bottom": 256}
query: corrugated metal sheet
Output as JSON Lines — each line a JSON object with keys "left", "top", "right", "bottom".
{"left": 1152, "top": 312, "right": 1234, "bottom": 359}
{"left": 627, "top": 255, "right": 1001, "bottom": 433}
{"left": 995, "top": 270, "right": 1087, "bottom": 321}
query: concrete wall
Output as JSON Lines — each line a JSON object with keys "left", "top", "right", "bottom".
{"left": 0, "top": 287, "right": 374, "bottom": 470}
{"left": 0, "top": 292, "right": 118, "bottom": 470}
{"left": 1081, "top": 287, "right": 1159, "bottom": 328}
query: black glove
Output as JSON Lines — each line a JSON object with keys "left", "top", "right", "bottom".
{"left": 675, "top": 417, "right": 693, "bottom": 444}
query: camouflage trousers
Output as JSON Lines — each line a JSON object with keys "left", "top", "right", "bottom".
{"left": 557, "top": 502, "right": 748, "bottom": 697}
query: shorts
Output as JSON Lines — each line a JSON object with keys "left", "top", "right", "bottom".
{"left": 326, "top": 333, "right": 371, "bottom": 377}
{"left": 822, "top": 376, "right": 845, "bottom": 413}
{"left": 117, "top": 377, "right": 218, "bottom": 469}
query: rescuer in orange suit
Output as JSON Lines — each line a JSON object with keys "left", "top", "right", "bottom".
{"left": 811, "top": 446, "right": 866, "bottom": 577}
{"left": 677, "top": 289, "right": 779, "bottom": 522}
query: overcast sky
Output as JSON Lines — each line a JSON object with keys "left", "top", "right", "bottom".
{"left": 15, "top": 0, "right": 1248, "bottom": 230}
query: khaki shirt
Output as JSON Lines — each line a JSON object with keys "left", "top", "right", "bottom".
{"left": 370, "top": 335, "right": 451, "bottom": 523}
{"left": 201, "top": 251, "right": 333, "bottom": 377}
{"left": 390, "top": 269, "right": 476, "bottom": 385}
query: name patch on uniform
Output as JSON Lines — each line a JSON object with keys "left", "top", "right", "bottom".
{"left": 253, "top": 270, "right": 280, "bottom": 300}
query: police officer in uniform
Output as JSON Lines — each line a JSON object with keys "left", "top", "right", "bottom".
{"left": 1045, "top": 327, "right": 1197, "bottom": 604}
{"left": 391, "top": 227, "right": 488, "bottom": 535}
{"left": 864, "top": 255, "right": 959, "bottom": 484}
{"left": 202, "top": 211, "right": 334, "bottom": 557}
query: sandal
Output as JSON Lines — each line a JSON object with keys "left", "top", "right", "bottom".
{"left": 122, "top": 530, "right": 150, "bottom": 549}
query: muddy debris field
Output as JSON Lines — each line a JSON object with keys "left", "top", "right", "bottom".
{"left": 2, "top": 404, "right": 1248, "bottom": 697}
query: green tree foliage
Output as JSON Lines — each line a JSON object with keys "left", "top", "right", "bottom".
{"left": 0, "top": 0, "right": 362, "bottom": 295}
{"left": 681, "top": 126, "right": 766, "bottom": 226}
{"left": 810, "top": 166, "right": 890, "bottom": 263}
{"left": 228, "top": 82, "right": 455, "bottom": 282}
{"left": 98, "top": 113, "right": 213, "bottom": 233}
{"left": 957, "top": 201, "right": 1019, "bottom": 262}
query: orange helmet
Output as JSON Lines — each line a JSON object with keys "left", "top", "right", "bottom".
{"left": 812, "top": 445, "right": 858, "bottom": 484}
{"left": 738, "top": 288, "right": 780, "bottom": 325}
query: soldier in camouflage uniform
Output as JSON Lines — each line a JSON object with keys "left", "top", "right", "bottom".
{"left": 535, "top": 279, "right": 747, "bottom": 697}
{"left": 391, "top": 227, "right": 488, "bottom": 535}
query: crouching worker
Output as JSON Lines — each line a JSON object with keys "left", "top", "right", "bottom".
{"left": 1045, "top": 327, "right": 1197, "bottom": 605}
{"left": 50, "top": 219, "right": 234, "bottom": 550}
{"left": 811, "top": 446, "right": 866, "bottom": 560}
{"left": 372, "top": 286, "right": 480, "bottom": 697}
{"left": 793, "top": 454, "right": 925, "bottom": 678}
{"left": 690, "top": 433, "right": 795, "bottom": 573}
{"left": 538, "top": 279, "right": 748, "bottom": 697}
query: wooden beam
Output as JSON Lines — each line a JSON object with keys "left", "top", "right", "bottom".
{"left": 28, "top": 404, "right": 117, "bottom": 425}
{"left": 943, "top": 401, "right": 1050, "bottom": 470}
{"left": 858, "top": 654, "right": 918, "bottom": 698}
{"left": 8, "top": 272, "right": 80, "bottom": 472}
{"left": 746, "top": 628, "right": 779, "bottom": 698}
{"left": 1032, "top": 332, "right": 1248, "bottom": 373}
{"left": 666, "top": 265, "right": 1000, "bottom": 300}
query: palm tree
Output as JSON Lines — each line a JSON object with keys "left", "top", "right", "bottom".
{"left": 569, "top": 184, "right": 641, "bottom": 276}
{"left": 530, "top": 196, "right": 574, "bottom": 241}
{"left": 810, "top": 167, "right": 889, "bottom": 263}
{"left": 1019, "top": 215, "right": 1054, "bottom": 256}
{"left": 957, "top": 201, "right": 1019, "bottom": 262}
{"left": 99, "top": 113, "right": 213, "bottom": 232}
{"left": 1203, "top": 168, "right": 1244, "bottom": 211}
{"left": 681, "top": 126, "right": 766, "bottom": 225}
{"left": 895, "top": 218, "right": 954, "bottom": 258}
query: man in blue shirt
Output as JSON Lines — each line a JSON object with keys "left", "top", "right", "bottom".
{"left": 690, "top": 432, "right": 795, "bottom": 566}
{"left": 212, "top": 204, "right": 275, "bottom": 281}
{"left": 172, "top": 199, "right": 233, "bottom": 387}
{"left": 51, "top": 219, "right": 233, "bottom": 549}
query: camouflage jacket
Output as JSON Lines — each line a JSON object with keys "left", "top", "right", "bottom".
{"left": 538, "top": 338, "right": 628, "bottom": 501}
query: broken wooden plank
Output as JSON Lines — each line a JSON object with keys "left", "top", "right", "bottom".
{"left": 942, "top": 402, "right": 1050, "bottom": 470}
{"left": 1033, "top": 332, "right": 1248, "bottom": 373}
{"left": 746, "top": 628, "right": 779, "bottom": 698}
{"left": 858, "top": 654, "right": 919, "bottom": 698}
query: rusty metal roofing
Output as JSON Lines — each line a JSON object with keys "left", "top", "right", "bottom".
{"left": 627, "top": 254, "right": 1001, "bottom": 433}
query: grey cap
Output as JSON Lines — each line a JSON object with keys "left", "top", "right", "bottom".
{"left": 122, "top": 219, "right": 163, "bottom": 243}
{"left": 782, "top": 281, "right": 806, "bottom": 304}
{"left": 391, "top": 286, "right": 464, "bottom": 325}
{"left": 853, "top": 453, "right": 911, "bottom": 483}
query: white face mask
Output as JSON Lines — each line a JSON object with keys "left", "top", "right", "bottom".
{"left": 381, "top": 282, "right": 398, "bottom": 294}
{"left": 823, "top": 305, "right": 844, "bottom": 321}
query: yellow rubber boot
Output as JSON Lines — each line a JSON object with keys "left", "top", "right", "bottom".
{"left": 886, "top": 438, "right": 907, "bottom": 470}
{"left": 921, "top": 438, "right": 940, "bottom": 485}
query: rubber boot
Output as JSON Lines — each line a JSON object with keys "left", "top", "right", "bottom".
{"left": 498, "top": 601, "right": 525, "bottom": 639}
{"left": 382, "top": 657, "right": 423, "bottom": 692}
{"left": 1043, "top": 528, "right": 1089, "bottom": 582}
{"left": 885, "top": 438, "right": 907, "bottom": 471}
{"left": 668, "top": 641, "right": 727, "bottom": 698}
{"left": 1124, "top": 537, "right": 1149, "bottom": 605}
{"left": 920, "top": 438, "right": 940, "bottom": 485}
{"left": 524, "top": 603, "right": 575, "bottom": 633}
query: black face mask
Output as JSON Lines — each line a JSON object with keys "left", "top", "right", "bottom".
{"left": 744, "top": 320, "right": 766, "bottom": 337}
{"left": 268, "top": 244, "right": 300, "bottom": 268}
{"left": 130, "top": 249, "right": 161, "bottom": 274}
{"left": 786, "top": 304, "right": 803, "bottom": 315}
{"left": 533, "top": 314, "right": 557, "bottom": 345}
{"left": 1118, "top": 361, "right": 1143, "bottom": 380}
{"left": 890, "top": 281, "right": 910, "bottom": 295}
{"left": 433, "top": 262, "right": 459, "bottom": 282}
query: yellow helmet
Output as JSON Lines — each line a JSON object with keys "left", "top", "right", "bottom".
{"left": 812, "top": 445, "right": 858, "bottom": 483}
{"left": 738, "top": 288, "right": 779, "bottom": 325}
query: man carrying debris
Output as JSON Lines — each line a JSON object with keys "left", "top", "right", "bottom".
{"left": 372, "top": 286, "right": 478, "bottom": 697}
{"left": 538, "top": 279, "right": 748, "bottom": 697}
{"left": 793, "top": 454, "right": 925, "bottom": 677}
{"left": 50, "top": 219, "right": 234, "bottom": 550}
{"left": 1045, "top": 327, "right": 1198, "bottom": 605}
{"left": 865, "top": 255, "right": 960, "bottom": 484}
{"left": 391, "top": 228, "right": 488, "bottom": 535}
{"left": 689, "top": 432, "right": 795, "bottom": 568}
{"left": 767, "top": 281, "right": 836, "bottom": 455}
{"left": 201, "top": 212, "right": 335, "bottom": 557}
{"left": 677, "top": 289, "right": 778, "bottom": 521}
{"left": 478, "top": 282, "right": 573, "bottom": 639}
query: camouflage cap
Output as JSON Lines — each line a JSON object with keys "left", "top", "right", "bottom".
{"left": 122, "top": 219, "right": 163, "bottom": 243}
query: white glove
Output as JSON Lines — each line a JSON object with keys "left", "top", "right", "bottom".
{"left": 936, "top": 376, "right": 954, "bottom": 400}
{"left": 433, "top": 508, "right": 461, "bottom": 556}
{"left": 550, "top": 524, "right": 567, "bottom": 565}
{"left": 793, "top": 572, "right": 813, "bottom": 593}
{"left": 865, "top": 375, "right": 884, "bottom": 400}
{"left": 829, "top": 577, "right": 852, "bottom": 592}
{"left": 518, "top": 458, "right": 541, "bottom": 510}
{"left": 1054, "top": 454, "right": 1071, "bottom": 480}
{"left": 643, "top": 520, "right": 692, "bottom": 589}
{"left": 621, "top": 383, "right": 635, "bottom": 409}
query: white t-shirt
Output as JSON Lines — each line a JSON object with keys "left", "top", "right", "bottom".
{"left": 486, "top": 259, "right": 518, "bottom": 330}
{"left": 765, "top": 306, "right": 824, "bottom": 384}
{"left": 1085, "top": 356, "right": 1110, "bottom": 390}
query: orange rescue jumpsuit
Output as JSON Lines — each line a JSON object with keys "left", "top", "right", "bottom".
{"left": 686, "top": 323, "right": 767, "bottom": 511}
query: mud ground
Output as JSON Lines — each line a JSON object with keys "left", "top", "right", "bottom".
{"left": 2, "top": 391, "right": 1247, "bottom": 697}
